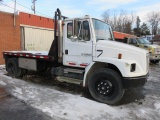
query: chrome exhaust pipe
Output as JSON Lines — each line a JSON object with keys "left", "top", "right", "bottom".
{"left": 57, "top": 8, "right": 63, "bottom": 63}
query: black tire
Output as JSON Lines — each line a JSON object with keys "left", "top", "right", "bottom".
{"left": 88, "top": 68, "right": 124, "bottom": 105}
{"left": 21, "top": 68, "right": 27, "bottom": 75}
{"left": 6, "top": 58, "right": 22, "bottom": 78}
{"left": 150, "top": 60, "right": 159, "bottom": 64}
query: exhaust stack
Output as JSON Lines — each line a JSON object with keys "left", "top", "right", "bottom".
{"left": 48, "top": 8, "right": 64, "bottom": 63}
{"left": 56, "top": 8, "right": 63, "bottom": 63}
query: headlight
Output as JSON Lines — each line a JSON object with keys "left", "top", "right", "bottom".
{"left": 130, "top": 63, "right": 136, "bottom": 72}
{"left": 148, "top": 48, "right": 152, "bottom": 53}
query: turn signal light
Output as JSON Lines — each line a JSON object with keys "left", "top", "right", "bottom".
{"left": 118, "top": 54, "right": 122, "bottom": 59}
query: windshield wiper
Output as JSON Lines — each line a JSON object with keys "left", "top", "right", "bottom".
{"left": 97, "top": 38, "right": 113, "bottom": 41}
{"left": 97, "top": 38, "right": 105, "bottom": 40}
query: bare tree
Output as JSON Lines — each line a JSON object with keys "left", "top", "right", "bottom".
{"left": 102, "top": 10, "right": 110, "bottom": 24}
{"left": 146, "top": 11, "right": 160, "bottom": 35}
{"left": 101, "top": 9, "right": 136, "bottom": 34}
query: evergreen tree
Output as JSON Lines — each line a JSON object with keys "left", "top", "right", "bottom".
{"left": 133, "top": 16, "right": 141, "bottom": 36}
{"left": 140, "top": 22, "right": 150, "bottom": 35}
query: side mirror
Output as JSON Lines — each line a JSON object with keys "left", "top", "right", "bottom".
{"left": 70, "top": 35, "right": 77, "bottom": 42}
{"left": 73, "top": 19, "right": 79, "bottom": 37}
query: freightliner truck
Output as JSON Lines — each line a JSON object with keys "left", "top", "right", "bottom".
{"left": 3, "top": 9, "right": 149, "bottom": 105}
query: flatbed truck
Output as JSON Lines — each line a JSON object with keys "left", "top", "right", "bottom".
{"left": 3, "top": 9, "right": 149, "bottom": 105}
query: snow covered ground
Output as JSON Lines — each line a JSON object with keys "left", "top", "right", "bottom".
{"left": 0, "top": 64, "right": 160, "bottom": 120}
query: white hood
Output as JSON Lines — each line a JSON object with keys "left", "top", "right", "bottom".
{"left": 95, "top": 40, "right": 148, "bottom": 59}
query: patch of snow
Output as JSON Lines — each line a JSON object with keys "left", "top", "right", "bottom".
{"left": 148, "top": 76, "right": 160, "bottom": 82}
{"left": 0, "top": 80, "right": 6, "bottom": 85}
{"left": 0, "top": 65, "right": 6, "bottom": 75}
{"left": 13, "top": 87, "right": 22, "bottom": 94}
{"left": 36, "top": 94, "right": 128, "bottom": 120}
{"left": 0, "top": 65, "right": 5, "bottom": 67}
{"left": 154, "top": 102, "right": 160, "bottom": 111}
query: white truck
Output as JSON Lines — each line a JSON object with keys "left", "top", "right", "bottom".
{"left": 3, "top": 9, "right": 149, "bottom": 105}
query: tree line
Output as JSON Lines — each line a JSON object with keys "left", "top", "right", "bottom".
{"left": 101, "top": 10, "right": 160, "bottom": 36}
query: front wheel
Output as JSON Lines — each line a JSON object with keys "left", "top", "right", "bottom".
{"left": 88, "top": 68, "right": 124, "bottom": 105}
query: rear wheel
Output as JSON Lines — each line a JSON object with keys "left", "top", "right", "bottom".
{"left": 150, "top": 60, "right": 159, "bottom": 64}
{"left": 6, "top": 58, "right": 23, "bottom": 78}
{"left": 88, "top": 68, "right": 124, "bottom": 105}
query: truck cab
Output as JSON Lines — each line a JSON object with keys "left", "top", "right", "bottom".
{"left": 3, "top": 9, "right": 149, "bottom": 105}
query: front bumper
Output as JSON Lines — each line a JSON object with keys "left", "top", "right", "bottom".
{"left": 123, "top": 73, "right": 149, "bottom": 89}
{"left": 150, "top": 54, "right": 160, "bottom": 60}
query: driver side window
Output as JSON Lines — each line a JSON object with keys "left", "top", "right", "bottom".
{"left": 67, "top": 21, "right": 90, "bottom": 41}
{"left": 79, "top": 21, "right": 90, "bottom": 41}
{"left": 67, "top": 23, "right": 73, "bottom": 38}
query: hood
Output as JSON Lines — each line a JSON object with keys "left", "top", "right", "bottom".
{"left": 96, "top": 40, "right": 148, "bottom": 61}
{"left": 144, "top": 44, "right": 160, "bottom": 48}
{"left": 96, "top": 40, "right": 148, "bottom": 54}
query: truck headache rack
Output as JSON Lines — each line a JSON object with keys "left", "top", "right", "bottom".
{"left": 48, "top": 8, "right": 63, "bottom": 63}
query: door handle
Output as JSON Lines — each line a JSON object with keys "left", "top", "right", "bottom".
{"left": 65, "top": 49, "right": 68, "bottom": 54}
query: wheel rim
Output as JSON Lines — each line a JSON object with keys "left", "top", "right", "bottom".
{"left": 8, "top": 62, "right": 15, "bottom": 74}
{"left": 96, "top": 79, "right": 114, "bottom": 97}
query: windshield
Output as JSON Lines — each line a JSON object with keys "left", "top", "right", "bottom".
{"left": 137, "top": 38, "right": 150, "bottom": 44}
{"left": 92, "top": 19, "right": 113, "bottom": 41}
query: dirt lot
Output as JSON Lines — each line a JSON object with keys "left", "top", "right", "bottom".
{"left": 0, "top": 64, "right": 160, "bottom": 120}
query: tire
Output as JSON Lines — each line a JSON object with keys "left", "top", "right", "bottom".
{"left": 21, "top": 68, "right": 27, "bottom": 75}
{"left": 150, "top": 60, "right": 159, "bottom": 64}
{"left": 6, "top": 58, "right": 22, "bottom": 78}
{"left": 88, "top": 68, "right": 124, "bottom": 105}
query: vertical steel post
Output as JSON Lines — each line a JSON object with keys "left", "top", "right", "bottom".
{"left": 13, "top": 0, "right": 16, "bottom": 27}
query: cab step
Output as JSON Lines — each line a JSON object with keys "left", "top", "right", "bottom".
{"left": 56, "top": 76, "right": 82, "bottom": 85}
{"left": 64, "top": 68, "right": 84, "bottom": 74}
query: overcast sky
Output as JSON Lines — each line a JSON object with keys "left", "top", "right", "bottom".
{"left": 0, "top": 0, "right": 160, "bottom": 22}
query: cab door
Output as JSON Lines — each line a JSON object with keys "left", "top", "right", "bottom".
{"left": 63, "top": 20, "right": 93, "bottom": 68}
